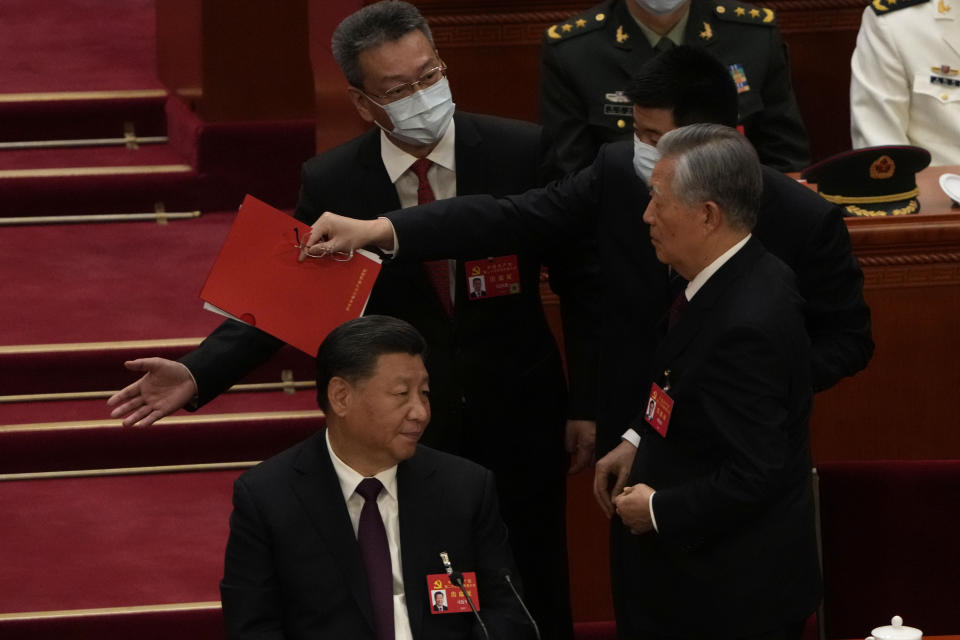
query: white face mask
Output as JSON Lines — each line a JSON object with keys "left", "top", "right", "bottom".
{"left": 633, "top": 135, "right": 660, "bottom": 184}
{"left": 371, "top": 77, "right": 456, "bottom": 146}
{"left": 634, "top": 0, "right": 687, "bottom": 15}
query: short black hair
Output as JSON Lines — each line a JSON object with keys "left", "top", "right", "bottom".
{"left": 331, "top": 1, "right": 434, "bottom": 88}
{"left": 315, "top": 315, "right": 428, "bottom": 412}
{"left": 626, "top": 46, "right": 739, "bottom": 128}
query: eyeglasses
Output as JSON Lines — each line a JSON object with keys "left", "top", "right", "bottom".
{"left": 363, "top": 61, "right": 447, "bottom": 103}
{"left": 293, "top": 228, "right": 353, "bottom": 261}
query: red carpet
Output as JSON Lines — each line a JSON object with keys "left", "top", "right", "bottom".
{"left": 0, "top": 469, "right": 235, "bottom": 612}
{"left": 0, "top": 0, "right": 160, "bottom": 94}
{"left": 0, "top": 214, "right": 234, "bottom": 345}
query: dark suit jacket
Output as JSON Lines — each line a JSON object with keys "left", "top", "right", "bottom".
{"left": 387, "top": 139, "right": 873, "bottom": 455}
{"left": 221, "top": 430, "right": 527, "bottom": 640}
{"left": 612, "top": 238, "right": 821, "bottom": 638}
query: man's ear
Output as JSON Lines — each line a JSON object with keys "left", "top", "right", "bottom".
{"left": 701, "top": 200, "right": 723, "bottom": 233}
{"left": 327, "top": 376, "right": 352, "bottom": 417}
{"left": 347, "top": 87, "right": 376, "bottom": 124}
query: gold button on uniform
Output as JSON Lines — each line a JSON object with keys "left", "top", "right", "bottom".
{"left": 943, "top": 93, "right": 949, "bottom": 100}
{"left": 617, "top": 119, "right": 626, "bottom": 129}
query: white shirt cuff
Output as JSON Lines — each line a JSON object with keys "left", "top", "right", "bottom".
{"left": 649, "top": 490, "right": 658, "bottom": 533}
{"left": 621, "top": 428, "right": 640, "bottom": 447}
{"left": 379, "top": 216, "right": 398, "bottom": 257}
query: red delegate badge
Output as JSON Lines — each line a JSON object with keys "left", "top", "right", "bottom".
{"left": 426, "top": 572, "right": 480, "bottom": 614}
{"left": 464, "top": 255, "right": 521, "bottom": 300}
{"left": 644, "top": 382, "right": 674, "bottom": 437}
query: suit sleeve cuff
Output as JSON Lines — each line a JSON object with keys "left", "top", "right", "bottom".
{"left": 621, "top": 429, "right": 640, "bottom": 447}
{"left": 649, "top": 490, "right": 659, "bottom": 533}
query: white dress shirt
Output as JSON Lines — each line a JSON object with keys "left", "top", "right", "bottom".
{"left": 326, "top": 430, "right": 414, "bottom": 640}
{"left": 378, "top": 123, "right": 458, "bottom": 303}
{"left": 621, "top": 234, "right": 752, "bottom": 531}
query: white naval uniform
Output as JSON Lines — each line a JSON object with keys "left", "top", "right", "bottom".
{"left": 850, "top": 0, "right": 960, "bottom": 166}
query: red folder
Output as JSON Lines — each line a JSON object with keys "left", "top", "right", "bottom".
{"left": 200, "top": 195, "right": 382, "bottom": 356}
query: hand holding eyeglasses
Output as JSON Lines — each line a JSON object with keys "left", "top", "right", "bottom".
{"left": 297, "top": 212, "right": 396, "bottom": 262}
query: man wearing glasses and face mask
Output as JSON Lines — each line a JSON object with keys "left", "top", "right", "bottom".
{"left": 539, "top": 0, "right": 810, "bottom": 173}
{"left": 108, "top": 3, "right": 594, "bottom": 639}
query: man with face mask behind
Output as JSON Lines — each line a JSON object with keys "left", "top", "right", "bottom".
{"left": 107, "top": 4, "right": 597, "bottom": 638}
{"left": 540, "top": 0, "right": 811, "bottom": 173}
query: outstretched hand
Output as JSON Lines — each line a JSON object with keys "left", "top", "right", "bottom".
{"left": 106, "top": 358, "right": 197, "bottom": 427}
{"left": 298, "top": 212, "right": 395, "bottom": 262}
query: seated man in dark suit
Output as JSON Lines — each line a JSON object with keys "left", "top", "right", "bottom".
{"left": 610, "top": 123, "right": 820, "bottom": 638}
{"left": 221, "top": 315, "right": 529, "bottom": 640}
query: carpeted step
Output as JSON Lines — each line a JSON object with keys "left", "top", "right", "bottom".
{"left": 0, "top": 91, "right": 168, "bottom": 144}
{"left": 0, "top": 405, "right": 322, "bottom": 474}
{"left": 0, "top": 466, "right": 240, "bottom": 621}
{"left": 0, "top": 213, "right": 316, "bottom": 397}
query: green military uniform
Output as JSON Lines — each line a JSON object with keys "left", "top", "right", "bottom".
{"left": 540, "top": 0, "right": 811, "bottom": 172}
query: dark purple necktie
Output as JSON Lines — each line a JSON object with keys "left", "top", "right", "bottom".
{"left": 356, "top": 478, "right": 395, "bottom": 640}
{"left": 668, "top": 290, "right": 688, "bottom": 330}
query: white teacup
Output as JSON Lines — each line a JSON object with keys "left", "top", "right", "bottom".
{"left": 866, "top": 615, "right": 922, "bottom": 640}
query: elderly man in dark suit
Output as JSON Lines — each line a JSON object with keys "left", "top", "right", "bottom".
{"left": 108, "top": 5, "right": 592, "bottom": 638}
{"left": 221, "top": 315, "right": 529, "bottom": 640}
{"left": 609, "top": 124, "right": 819, "bottom": 638}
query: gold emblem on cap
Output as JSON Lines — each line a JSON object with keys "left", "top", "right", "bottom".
{"left": 616, "top": 25, "right": 630, "bottom": 42}
{"left": 576, "top": 18, "right": 588, "bottom": 27}
{"left": 617, "top": 119, "right": 627, "bottom": 129}
{"left": 749, "top": 8, "right": 761, "bottom": 17}
{"left": 699, "top": 22, "right": 713, "bottom": 39}
{"left": 562, "top": 23, "right": 573, "bottom": 32}
{"left": 938, "top": 0, "right": 951, "bottom": 13}
{"left": 547, "top": 24, "right": 562, "bottom": 39}
{"left": 716, "top": 5, "right": 727, "bottom": 13}
{"left": 872, "top": 0, "right": 887, "bottom": 11}
{"left": 762, "top": 8, "right": 775, "bottom": 21}
{"left": 596, "top": 12, "right": 606, "bottom": 21}
{"left": 735, "top": 6, "right": 746, "bottom": 15}
{"left": 869, "top": 155, "right": 896, "bottom": 179}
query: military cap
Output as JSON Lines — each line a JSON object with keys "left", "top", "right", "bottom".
{"left": 801, "top": 145, "right": 931, "bottom": 216}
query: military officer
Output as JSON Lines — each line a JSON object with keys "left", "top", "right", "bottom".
{"left": 540, "top": 0, "right": 810, "bottom": 172}
{"left": 850, "top": 0, "right": 960, "bottom": 166}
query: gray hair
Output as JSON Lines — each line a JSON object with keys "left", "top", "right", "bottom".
{"left": 331, "top": 1, "right": 434, "bottom": 88}
{"left": 657, "top": 123, "right": 762, "bottom": 230}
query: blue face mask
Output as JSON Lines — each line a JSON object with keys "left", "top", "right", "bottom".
{"left": 371, "top": 77, "right": 456, "bottom": 146}
{"left": 633, "top": 135, "right": 661, "bottom": 184}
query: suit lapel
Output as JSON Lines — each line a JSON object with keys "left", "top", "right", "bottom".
{"left": 289, "top": 430, "right": 376, "bottom": 635}
{"left": 452, "top": 113, "right": 486, "bottom": 197}
{"left": 357, "top": 128, "right": 403, "bottom": 216}
{"left": 656, "top": 238, "right": 764, "bottom": 365}
{"left": 397, "top": 449, "right": 440, "bottom": 639}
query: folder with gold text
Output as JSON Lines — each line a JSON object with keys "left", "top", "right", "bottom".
{"left": 200, "top": 195, "right": 382, "bottom": 355}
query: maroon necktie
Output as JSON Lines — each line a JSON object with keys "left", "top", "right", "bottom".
{"left": 412, "top": 158, "right": 453, "bottom": 316}
{"left": 668, "top": 290, "right": 688, "bottom": 330}
{"left": 356, "top": 478, "right": 394, "bottom": 640}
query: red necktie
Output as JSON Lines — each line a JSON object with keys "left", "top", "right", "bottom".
{"left": 356, "top": 478, "right": 395, "bottom": 640}
{"left": 412, "top": 158, "right": 453, "bottom": 316}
